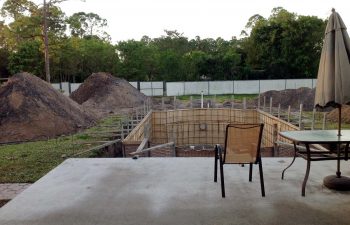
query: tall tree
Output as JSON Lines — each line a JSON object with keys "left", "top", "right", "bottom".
{"left": 7, "top": 40, "right": 44, "bottom": 76}
{"left": 67, "top": 12, "right": 109, "bottom": 40}
{"left": 117, "top": 40, "right": 158, "bottom": 81}
{"left": 241, "top": 7, "right": 325, "bottom": 79}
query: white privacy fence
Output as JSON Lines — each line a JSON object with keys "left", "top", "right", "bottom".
{"left": 52, "top": 79, "right": 317, "bottom": 96}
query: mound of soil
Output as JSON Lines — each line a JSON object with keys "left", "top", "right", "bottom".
{"left": 259, "top": 87, "right": 315, "bottom": 110}
{"left": 70, "top": 72, "right": 148, "bottom": 117}
{"left": 327, "top": 105, "right": 350, "bottom": 123}
{"left": 0, "top": 73, "right": 96, "bottom": 143}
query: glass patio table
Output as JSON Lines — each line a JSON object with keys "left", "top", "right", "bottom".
{"left": 279, "top": 130, "right": 350, "bottom": 196}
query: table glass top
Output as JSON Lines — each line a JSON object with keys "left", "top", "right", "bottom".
{"left": 279, "top": 130, "right": 350, "bottom": 143}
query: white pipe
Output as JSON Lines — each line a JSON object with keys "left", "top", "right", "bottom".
{"left": 201, "top": 91, "right": 204, "bottom": 108}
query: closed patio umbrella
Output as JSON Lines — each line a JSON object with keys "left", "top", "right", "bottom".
{"left": 314, "top": 9, "right": 350, "bottom": 190}
{"left": 315, "top": 8, "right": 350, "bottom": 131}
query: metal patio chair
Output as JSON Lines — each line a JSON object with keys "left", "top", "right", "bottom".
{"left": 214, "top": 123, "right": 265, "bottom": 198}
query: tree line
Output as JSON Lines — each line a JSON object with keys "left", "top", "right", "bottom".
{"left": 0, "top": 1, "right": 326, "bottom": 82}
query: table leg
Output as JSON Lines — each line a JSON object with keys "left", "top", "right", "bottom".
{"left": 302, "top": 143, "right": 311, "bottom": 197}
{"left": 282, "top": 142, "right": 297, "bottom": 180}
{"left": 345, "top": 143, "right": 349, "bottom": 161}
{"left": 336, "top": 143, "right": 341, "bottom": 178}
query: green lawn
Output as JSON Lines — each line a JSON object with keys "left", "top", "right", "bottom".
{"left": 3, "top": 102, "right": 347, "bottom": 184}
{"left": 0, "top": 115, "right": 123, "bottom": 183}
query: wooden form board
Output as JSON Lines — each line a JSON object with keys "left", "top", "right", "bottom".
{"left": 123, "top": 111, "right": 152, "bottom": 144}
{"left": 125, "top": 108, "right": 298, "bottom": 149}
{"left": 258, "top": 110, "right": 299, "bottom": 147}
{"left": 152, "top": 109, "right": 258, "bottom": 146}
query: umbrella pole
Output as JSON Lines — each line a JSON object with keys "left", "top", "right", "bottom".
{"left": 336, "top": 105, "right": 342, "bottom": 177}
{"left": 338, "top": 105, "right": 342, "bottom": 136}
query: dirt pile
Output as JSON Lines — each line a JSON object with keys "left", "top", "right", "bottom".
{"left": 259, "top": 87, "right": 315, "bottom": 110}
{"left": 0, "top": 73, "right": 96, "bottom": 143}
{"left": 70, "top": 72, "right": 148, "bottom": 117}
{"left": 327, "top": 105, "right": 350, "bottom": 123}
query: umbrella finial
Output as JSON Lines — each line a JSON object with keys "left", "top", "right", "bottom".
{"left": 332, "top": 8, "right": 335, "bottom": 13}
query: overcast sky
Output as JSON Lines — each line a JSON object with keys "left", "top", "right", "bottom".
{"left": 15, "top": 0, "right": 350, "bottom": 43}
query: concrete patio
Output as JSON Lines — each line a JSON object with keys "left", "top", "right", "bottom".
{"left": 1, "top": 157, "right": 350, "bottom": 225}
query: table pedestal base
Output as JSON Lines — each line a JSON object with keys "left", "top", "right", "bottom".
{"left": 324, "top": 175, "right": 350, "bottom": 191}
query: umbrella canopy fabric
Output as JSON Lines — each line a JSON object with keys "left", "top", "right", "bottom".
{"left": 315, "top": 9, "right": 350, "bottom": 108}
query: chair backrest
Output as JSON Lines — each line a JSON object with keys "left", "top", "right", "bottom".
{"left": 223, "top": 123, "right": 264, "bottom": 164}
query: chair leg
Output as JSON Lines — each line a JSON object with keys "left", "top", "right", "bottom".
{"left": 258, "top": 157, "right": 265, "bottom": 197}
{"left": 249, "top": 163, "right": 253, "bottom": 182}
{"left": 219, "top": 152, "right": 225, "bottom": 198}
{"left": 214, "top": 146, "right": 218, "bottom": 182}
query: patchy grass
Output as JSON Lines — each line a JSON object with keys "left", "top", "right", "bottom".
{"left": 275, "top": 109, "right": 350, "bottom": 130}
{"left": 301, "top": 111, "right": 350, "bottom": 130}
{"left": 0, "top": 116, "right": 123, "bottom": 183}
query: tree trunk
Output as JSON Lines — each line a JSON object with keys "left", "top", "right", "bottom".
{"left": 43, "top": 0, "right": 50, "bottom": 83}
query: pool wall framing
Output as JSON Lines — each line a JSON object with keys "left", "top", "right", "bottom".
{"left": 123, "top": 108, "right": 299, "bottom": 157}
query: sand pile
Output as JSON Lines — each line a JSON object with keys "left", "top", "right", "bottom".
{"left": 70, "top": 72, "right": 148, "bottom": 117}
{"left": 259, "top": 87, "right": 315, "bottom": 110}
{"left": 0, "top": 73, "right": 96, "bottom": 143}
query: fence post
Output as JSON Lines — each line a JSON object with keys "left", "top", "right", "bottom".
{"left": 269, "top": 97, "right": 273, "bottom": 114}
{"left": 201, "top": 91, "right": 204, "bottom": 108}
{"left": 213, "top": 94, "right": 216, "bottom": 108}
{"left": 231, "top": 95, "right": 234, "bottom": 109}
{"left": 190, "top": 96, "right": 193, "bottom": 108}
{"left": 163, "top": 81, "right": 166, "bottom": 96}
{"left": 287, "top": 105, "right": 291, "bottom": 123}
{"left": 207, "top": 81, "right": 210, "bottom": 95}
{"left": 322, "top": 112, "right": 326, "bottom": 130}
{"left": 243, "top": 97, "right": 247, "bottom": 110}
{"left": 299, "top": 104, "right": 303, "bottom": 129}
{"left": 185, "top": 82, "right": 187, "bottom": 96}
{"left": 278, "top": 104, "right": 281, "bottom": 119}
{"left": 311, "top": 108, "right": 316, "bottom": 130}
{"left": 151, "top": 82, "right": 154, "bottom": 97}
{"left": 258, "top": 93, "right": 260, "bottom": 110}
{"left": 263, "top": 96, "right": 266, "bottom": 111}
{"left": 174, "top": 96, "right": 176, "bottom": 110}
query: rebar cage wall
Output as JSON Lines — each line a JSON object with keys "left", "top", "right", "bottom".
{"left": 123, "top": 108, "right": 299, "bottom": 149}
{"left": 151, "top": 109, "right": 258, "bottom": 146}
{"left": 258, "top": 110, "right": 299, "bottom": 147}
{"left": 123, "top": 111, "right": 152, "bottom": 144}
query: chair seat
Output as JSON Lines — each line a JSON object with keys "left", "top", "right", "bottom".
{"left": 224, "top": 153, "right": 256, "bottom": 164}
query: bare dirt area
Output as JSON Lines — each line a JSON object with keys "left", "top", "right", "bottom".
{"left": 2, "top": 72, "right": 348, "bottom": 144}
{"left": 327, "top": 105, "right": 350, "bottom": 123}
{"left": 0, "top": 73, "right": 96, "bottom": 143}
{"left": 70, "top": 72, "right": 148, "bottom": 118}
{"left": 259, "top": 87, "right": 316, "bottom": 110}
